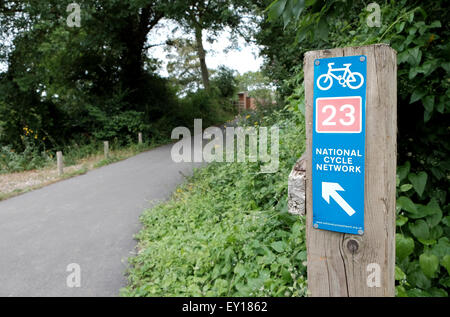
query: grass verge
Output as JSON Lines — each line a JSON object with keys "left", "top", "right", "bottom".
{"left": 0, "top": 141, "right": 168, "bottom": 201}
{"left": 121, "top": 108, "right": 308, "bottom": 297}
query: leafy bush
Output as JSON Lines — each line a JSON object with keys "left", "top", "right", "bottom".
{"left": 0, "top": 145, "right": 51, "bottom": 173}
{"left": 0, "top": 129, "right": 53, "bottom": 173}
{"left": 174, "top": 89, "right": 234, "bottom": 129}
{"left": 395, "top": 161, "right": 450, "bottom": 296}
{"left": 121, "top": 109, "right": 307, "bottom": 296}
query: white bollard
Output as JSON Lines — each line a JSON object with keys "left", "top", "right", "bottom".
{"left": 57, "top": 151, "right": 64, "bottom": 176}
{"left": 104, "top": 141, "right": 109, "bottom": 159}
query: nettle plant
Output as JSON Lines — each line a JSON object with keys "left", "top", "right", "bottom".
{"left": 266, "top": 0, "right": 449, "bottom": 296}
{"left": 396, "top": 161, "right": 450, "bottom": 297}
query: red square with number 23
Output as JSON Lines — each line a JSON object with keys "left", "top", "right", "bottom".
{"left": 316, "top": 96, "right": 362, "bottom": 133}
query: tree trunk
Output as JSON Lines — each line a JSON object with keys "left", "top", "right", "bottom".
{"left": 194, "top": 25, "right": 210, "bottom": 91}
{"left": 119, "top": 6, "right": 163, "bottom": 107}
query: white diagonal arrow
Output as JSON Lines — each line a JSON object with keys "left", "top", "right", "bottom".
{"left": 322, "top": 182, "right": 356, "bottom": 216}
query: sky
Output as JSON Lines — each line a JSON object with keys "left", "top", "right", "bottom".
{"left": 147, "top": 19, "right": 264, "bottom": 77}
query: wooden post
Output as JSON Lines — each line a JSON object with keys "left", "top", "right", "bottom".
{"left": 304, "top": 44, "right": 397, "bottom": 296}
{"left": 138, "top": 132, "right": 143, "bottom": 144}
{"left": 288, "top": 153, "right": 307, "bottom": 216}
{"left": 104, "top": 141, "right": 109, "bottom": 159}
{"left": 56, "top": 151, "right": 64, "bottom": 176}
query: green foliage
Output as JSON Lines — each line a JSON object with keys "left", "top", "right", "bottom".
{"left": 236, "top": 71, "right": 276, "bottom": 107}
{"left": 165, "top": 38, "right": 203, "bottom": 94}
{"left": 121, "top": 108, "right": 308, "bottom": 297}
{"left": 211, "top": 65, "right": 238, "bottom": 99}
{"left": 0, "top": 145, "right": 52, "bottom": 173}
{"left": 263, "top": 0, "right": 449, "bottom": 296}
{"left": 396, "top": 161, "right": 449, "bottom": 296}
{"left": 0, "top": 1, "right": 238, "bottom": 157}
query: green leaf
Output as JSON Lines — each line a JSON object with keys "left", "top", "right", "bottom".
{"left": 425, "top": 202, "right": 442, "bottom": 227}
{"left": 292, "top": 0, "right": 306, "bottom": 20}
{"left": 400, "top": 184, "right": 413, "bottom": 192}
{"left": 396, "top": 233, "right": 415, "bottom": 260}
{"left": 409, "top": 220, "right": 430, "bottom": 240}
{"left": 316, "top": 18, "right": 329, "bottom": 41}
{"left": 267, "top": 0, "right": 288, "bottom": 21}
{"left": 429, "top": 20, "right": 442, "bottom": 28}
{"left": 396, "top": 214, "right": 408, "bottom": 227}
{"left": 407, "top": 11, "right": 415, "bottom": 23}
{"left": 417, "top": 238, "right": 436, "bottom": 246}
{"left": 422, "top": 96, "right": 434, "bottom": 112}
{"left": 431, "top": 237, "right": 450, "bottom": 259}
{"left": 292, "top": 221, "right": 303, "bottom": 235}
{"left": 441, "top": 255, "right": 450, "bottom": 275}
{"left": 441, "top": 62, "right": 450, "bottom": 73}
{"left": 406, "top": 288, "right": 430, "bottom": 297}
{"left": 295, "top": 250, "right": 307, "bottom": 261}
{"left": 439, "top": 277, "right": 450, "bottom": 287}
{"left": 408, "top": 269, "right": 431, "bottom": 289}
{"left": 430, "top": 225, "right": 444, "bottom": 240}
{"left": 271, "top": 241, "right": 286, "bottom": 253}
{"left": 419, "top": 253, "right": 439, "bottom": 278}
{"left": 408, "top": 171, "right": 427, "bottom": 196}
{"left": 424, "top": 109, "right": 432, "bottom": 123}
{"left": 409, "top": 67, "right": 420, "bottom": 80}
{"left": 408, "top": 47, "right": 422, "bottom": 66}
{"left": 395, "top": 265, "right": 406, "bottom": 281}
{"left": 396, "top": 285, "right": 408, "bottom": 297}
{"left": 428, "top": 287, "right": 448, "bottom": 297}
{"left": 410, "top": 89, "right": 426, "bottom": 104}
{"left": 419, "top": 61, "right": 439, "bottom": 77}
{"left": 281, "top": 268, "right": 293, "bottom": 283}
{"left": 396, "top": 21, "right": 406, "bottom": 33}
{"left": 435, "top": 99, "right": 445, "bottom": 114}
{"left": 397, "top": 196, "right": 418, "bottom": 214}
{"left": 233, "top": 263, "right": 246, "bottom": 277}
{"left": 282, "top": 0, "right": 294, "bottom": 28}
{"left": 397, "top": 161, "right": 410, "bottom": 181}
{"left": 442, "top": 216, "right": 450, "bottom": 226}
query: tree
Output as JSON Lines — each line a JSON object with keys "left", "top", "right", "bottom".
{"left": 0, "top": 0, "right": 176, "bottom": 147}
{"left": 166, "top": 0, "right": 250, "bottom": 91}
{"left": 211, "top": 65, "right": 238, "bottom": 98}
{"left": 165, "top": 38, "right": 204, "bottom": 94}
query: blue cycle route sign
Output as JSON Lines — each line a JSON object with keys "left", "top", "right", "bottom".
{"left": 312, "top": 55, "right": 367, "bottom": 235}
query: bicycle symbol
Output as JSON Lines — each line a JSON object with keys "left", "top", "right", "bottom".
{"left": 317, "top": 62, "right": 364, "bottom": 90}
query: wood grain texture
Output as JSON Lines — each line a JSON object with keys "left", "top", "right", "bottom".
{"left": 288, "top": 153, "right": 307, "bottom": 215}
{"left": 304, "top": 44, "right": 397, "bottom": 297}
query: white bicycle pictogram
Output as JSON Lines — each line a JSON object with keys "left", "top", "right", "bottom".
{"left": 317, "top": 63, "right": 364, "bottom": 90}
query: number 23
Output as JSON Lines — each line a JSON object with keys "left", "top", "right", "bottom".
{"left": 322, "top": 104, "right": 355, "bottom": 126}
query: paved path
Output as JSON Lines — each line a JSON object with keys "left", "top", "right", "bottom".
{"left": 0, "top": 143, "right": 201, "bottom": 296}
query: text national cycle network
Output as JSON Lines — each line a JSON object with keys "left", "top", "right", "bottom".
{"left": 315, "top": 147, "right": 363, "bottom": 174}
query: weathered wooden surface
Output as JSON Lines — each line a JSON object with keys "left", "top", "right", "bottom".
{"left": 138, "top": 132, "right": 143, "bottom": 144}
{"left": 304, "top": 44, "right": 397, "bottom": 297}
{"left": 288, "top": 153, "right": 307, "bottom": 215}
{"left": 56, "top": 151, "right": 64, "bottom": 176}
